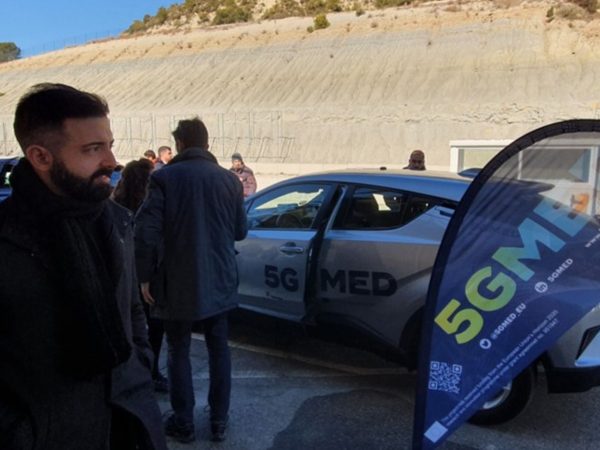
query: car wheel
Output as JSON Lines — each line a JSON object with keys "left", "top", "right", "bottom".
{"left": 468, "top": 365, "right": 535, "bottom": 426}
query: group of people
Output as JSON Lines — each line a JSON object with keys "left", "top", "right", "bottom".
{"left": 142, "top": 146, "right": 173, "bottom": 171}
{"left": 141, "top": 146, "right": 257, "bottom": 198}
{"left": 0, "top": 83, "right": 247, "bottom": 449}
{"left": 0, "top": 82, "right": 428, "bottom": 450}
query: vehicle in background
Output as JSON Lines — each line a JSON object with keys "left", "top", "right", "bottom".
{"left": 0, "top": 157, "right": 18, "bottom": 203}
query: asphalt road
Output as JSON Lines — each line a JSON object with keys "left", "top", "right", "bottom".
{"left": 156, "top": 311, "right": 600, "bottom": 450}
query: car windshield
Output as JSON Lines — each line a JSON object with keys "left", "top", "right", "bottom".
{"left": 248, "top": 184, "right": 328, "bottom": 229}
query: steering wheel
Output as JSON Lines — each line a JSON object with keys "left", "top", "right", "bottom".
{"left": 275, "top": 213, "right": 304, "bottom": 228}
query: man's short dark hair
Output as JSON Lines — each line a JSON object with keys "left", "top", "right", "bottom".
{"left": 13, "top": 83, "right": 109, "bottom": 153}
{"left": 172, "top": 117, "right": 209, "bottom": 151}
{"left": 158, "top": 146, "right": 171, "bottom": 156}
{"left": 144, "top": 149, "right": 157, "bottom": 159}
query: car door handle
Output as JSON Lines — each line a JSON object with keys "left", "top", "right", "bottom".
{"left": 279, "top": 243, "right": 304, "bottom": 254}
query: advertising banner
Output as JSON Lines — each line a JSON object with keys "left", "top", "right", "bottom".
{"left": 413, "top": 120, "right": 600, "bottom": 449}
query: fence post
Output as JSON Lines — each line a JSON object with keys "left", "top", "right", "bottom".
{"left": 220, "top": 113, "right": 225, "bottom": 158}
{"left": 151, "top": 114, "right": 156, "bottom": 150}
{"left": 127, "top": 117, "right": 133, "bottom": 159}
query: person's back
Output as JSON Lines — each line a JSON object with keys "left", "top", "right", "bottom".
{"left": 135, "top": 117, "right": 246, "bottom": 444}
{"left": 143, "top": 150, "right": 245, "bottom": 318}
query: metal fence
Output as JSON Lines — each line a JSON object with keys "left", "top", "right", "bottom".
{"left": 0, "top": 111, "right": 295, "bottom": 162}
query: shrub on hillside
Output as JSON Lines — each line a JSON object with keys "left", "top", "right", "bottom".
{"left": 327, "top": 0, "right": 342, "bottom": 12}
{"left": 0, "top": 42, "right": 21, "bottom": 63}
{"left": 374, "top": 0, "right": 412, "bottom": 8}
{"left": 303, "top": 0, "right": 342, "bottom": 15}
{"left": 556, "top": 3, "right": 588, "bottom": 19}
{"left": 262, "top": 0, "right": 305, "bottom": 19}
{"left": 212, "top": 0, "right": 252, "bottom": 24}
{"left": 314, "top": 13, "right": 330, "bottom": 29}
{"left": 304, "top": 0, "right": 327, "bottom": 15}
{"left": 184, "top": 0, "right": 222, "bottom": 14}
{"left": 353, "top": 1, "right": 365, "bottom": 16}
{"left": 571, "top": 0, "right": 598, "bottom": 13}
{"left": 126, "top": 20, "right": 147, "bottom": 34}
{"left": 156, "top": 7, "right": 169, "bottom": 25}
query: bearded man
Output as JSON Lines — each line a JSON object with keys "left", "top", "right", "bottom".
{"left": 0, "top": 83, "right": 167, "bottom": 450}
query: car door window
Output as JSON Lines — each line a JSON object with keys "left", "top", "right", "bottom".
{"left": 334, "top": 187, "right": 443, "bottom": 229}
{"left": 334, "top": 188, "right": 407, "bottom": 229}
{"left": 404, "top": 195, "right": 442, "bottom": 223}
{"left": 248, "top": 184, "right": 330, "bottom": 229}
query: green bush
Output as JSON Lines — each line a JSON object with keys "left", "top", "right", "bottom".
{"left": 262, "top": 0, "right": 304, "bottom": 19}
{"left": 0, "top": 42, "right": 20, "bottom": 62}
{"left": 126, "top": 20, "right": 147, "bottom": 34}
{"left": 326, "top": 0, "right": 342, "bottom": 12}
{"left": 556, "top": 3, "right": 588, "bottom": 19}
{"left": 374, "top": 0, "right": 411, "bottom": 8}
{"left": 353, "top": 1, "right": 365, "bottom": 16}
{"left": 313, "top": 13, "right": 330, "bottom": 30}
{"left": 572, "top": 0, "right": 598, "bottom": 13}
{"left": 156, "top": 7, "right": 169, "bottom": 25}
{"left": 303, "top": 0, "right": 327, "bottom": 15}
{"left": 213, "top": 0, "right": 252, "bottom": 25}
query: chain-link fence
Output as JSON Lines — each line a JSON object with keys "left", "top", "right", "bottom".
{"left": 0, "top": 111, "right": 295, "bottom": 162}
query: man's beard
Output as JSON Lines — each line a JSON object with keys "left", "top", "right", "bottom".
{"left": 50, "top": 158, "right": 113, "bottom": 202}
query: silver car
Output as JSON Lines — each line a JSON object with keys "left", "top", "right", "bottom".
{"left": 235, "top": 168, "right": 600, "bottom": 424}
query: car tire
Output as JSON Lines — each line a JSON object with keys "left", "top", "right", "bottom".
{"left": 468, "top": 365, "right": 535, "bottom": 426}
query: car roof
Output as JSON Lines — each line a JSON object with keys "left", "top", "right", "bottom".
{"left": 268, "top": 168, "right": 472, "bottom": 202}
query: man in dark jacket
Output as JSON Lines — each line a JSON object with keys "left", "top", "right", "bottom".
{"left": 136, "top": 117, "right": 247, "bottom": 444}
{"left": 0, "top": 83, "right": 167, "bottom": 450}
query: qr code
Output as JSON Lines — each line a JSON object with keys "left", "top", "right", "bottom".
{"left": 428, "top": 361, "right": 462, "bottom": 394}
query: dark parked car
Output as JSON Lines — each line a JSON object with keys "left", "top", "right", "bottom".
{"left": 0, "top": 157, "right": 18, "bottom": 202}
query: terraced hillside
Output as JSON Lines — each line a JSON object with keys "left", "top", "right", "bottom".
{"left": 1, "top": 1, "right": 600, "bottom": 171}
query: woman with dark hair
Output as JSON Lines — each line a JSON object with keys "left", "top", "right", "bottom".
{"left": 113, "top": 158, "right": 154, "bottom": 212}
{"left": 113, "top": 158, "right": 169, "bottom": 393}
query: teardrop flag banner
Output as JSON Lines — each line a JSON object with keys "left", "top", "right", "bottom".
{"left": 413, "top": 120, "right": 600, "bottom": 449}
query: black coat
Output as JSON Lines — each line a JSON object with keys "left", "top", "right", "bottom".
{"left": 135, "top": 147, "right": 247, "bottom": 321}
{"left": 0, "top": 197, "right": 167, "bottom": 450}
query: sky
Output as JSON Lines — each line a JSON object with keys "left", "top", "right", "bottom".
{"left": 2, "top": 1, "right": 172, "bottom": 57}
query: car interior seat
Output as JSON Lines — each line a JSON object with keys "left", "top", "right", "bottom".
{"left": 347, "top": 195, "right": 379, "bottom": 228}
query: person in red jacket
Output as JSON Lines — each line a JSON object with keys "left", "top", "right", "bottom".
{"left": 230, "top": 152, "right": 257, "bottom": 197}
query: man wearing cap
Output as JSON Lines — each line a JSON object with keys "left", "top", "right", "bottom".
{"left": 230, "top": 152, "right": 257, "bottom": 197}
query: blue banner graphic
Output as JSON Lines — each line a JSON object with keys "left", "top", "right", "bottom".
{"left": 413, "top": 120, "right": 600, "bottom": 449}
